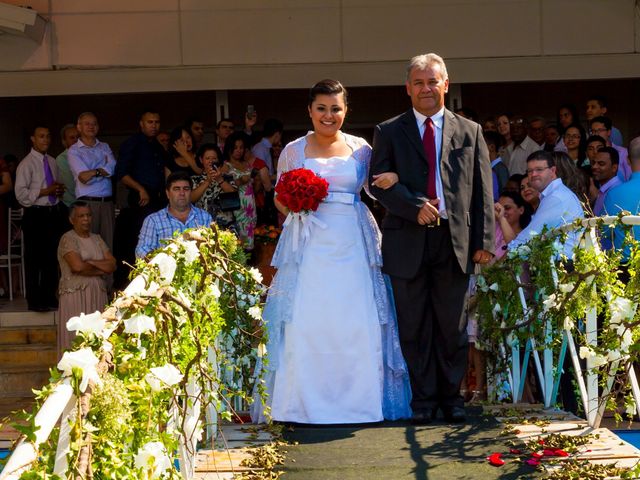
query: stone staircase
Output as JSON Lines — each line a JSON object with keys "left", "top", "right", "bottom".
{"left": 0, "top": 309, "right": 57, "bottom": 426}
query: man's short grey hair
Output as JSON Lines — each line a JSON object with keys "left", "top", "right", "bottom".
{"left": 77, "top": 111, "right": 96, "bottom": 123}
{"left": 628, "top": 136, "right": 640, "bottom": 162}
{"left": 60, "top": 123, "right": 76, "bottom": 141}
{"left": 406, "top": 53, "right": 448, "bottom": 81}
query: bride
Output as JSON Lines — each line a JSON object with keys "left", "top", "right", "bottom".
{"left": 252, "top": 79, "right": 411, "bottom": 424}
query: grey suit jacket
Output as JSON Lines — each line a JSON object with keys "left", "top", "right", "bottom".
{"left": 369, "top": 108, "right": 495, "bottom": 278}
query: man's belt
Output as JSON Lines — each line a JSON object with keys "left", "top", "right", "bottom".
{"left": 78, "top": 196, "right": 113, "bottom": 202}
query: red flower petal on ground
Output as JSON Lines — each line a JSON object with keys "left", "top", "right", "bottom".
{"left": 531, "top": 451, "right": 543, "bottom": 459}
{"left": 525, "top": 458, "right": 541, "bottom": 466}
{"left": 553, "top": 449, "right": 569, "bottom": 457}
{"left": 538, "top": 439, "right": 545, "bottom": 445}
{"left": 509, "top": 448, "right": 522, "bottom": 454}
{"left": 486, "top": 453, "right": 504, "bottom": 467}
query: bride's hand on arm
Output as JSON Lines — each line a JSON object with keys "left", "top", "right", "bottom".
{"left": 371, "top": 172, "right": 399, "bottom": 190}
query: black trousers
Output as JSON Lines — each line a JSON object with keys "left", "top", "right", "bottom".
{"left": 113, "top": 189, "right": 165, "bottom": 289}
{"left": 390, "top": 221, "right": 470, "bottom": 410}
{"left": 22, "top": 204, "right": 66, "bottom": 309}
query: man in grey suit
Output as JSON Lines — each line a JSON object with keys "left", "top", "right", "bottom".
{"left": 370, "top": 53, "right": 495, "bottom": 424}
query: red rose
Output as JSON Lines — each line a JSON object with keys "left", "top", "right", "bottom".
{"left": 301, "top": 197, "right": 315, "bottom": 211}
{"left": 288, "top": 197, "right": 302, "bottom": 212}
{"left": 306, "top": 185, "right": 318, "bottom": 198}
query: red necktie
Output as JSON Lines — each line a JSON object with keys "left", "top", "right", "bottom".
{"left": 422, "top": 118, "right": 437, "bottom": 199}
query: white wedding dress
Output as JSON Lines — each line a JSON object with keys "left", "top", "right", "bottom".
{"left": 251, "top": 133, "right": 411, "bottom": 424}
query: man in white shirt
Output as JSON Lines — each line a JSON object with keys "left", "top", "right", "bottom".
{"left": 67, "top": 112, "right": 117, "bottom": 250}
{"left": 55, "top": 124, "right": 79, "bottom": 207}
{"left": 506, "top": 115, "right": 541, "bottom": 175}
{"left": 15, "top": 126, "right": 67, "bottom": 312}
{"left": 509, "top": 150, "right": 584, "bottom": 258}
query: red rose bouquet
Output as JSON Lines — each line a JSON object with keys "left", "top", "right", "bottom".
{"left": 275, "top": 168, "right": 329, "bottom": 213}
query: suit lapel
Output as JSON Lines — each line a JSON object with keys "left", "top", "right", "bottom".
{"left": 400, "top": 110, "right": 427, "bottom": 163}
{"left": 440, "top": 109, "right": 456, "bottom": 165}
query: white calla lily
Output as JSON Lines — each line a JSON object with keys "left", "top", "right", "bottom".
{"left": 145, "top": 364, "right": 184, "bottom": 391}
{"left": 182, "top": 240, "right": 200, "bottom": 263}
{"left": 57, "top": 347, "right": 101, "bottom": 392}
{"left": 134, "top": 441, "right": 173, "bottom": 478}
{"left": 123, "top": 275, "right": 159, "bottom": 297}
{"left": 66, "top": 311, "right": 106, "bottom": 336}
{"left": 124, "top": 314, "right": 157, "bottom": 335}
{"left": 609, "top": 296, "right": 637, "bottom": 325}
{"left": 150, "top": 253, "right": 177, "bottom": 284}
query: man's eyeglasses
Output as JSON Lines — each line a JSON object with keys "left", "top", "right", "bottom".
{"left": 526, "top": 167, "right": 550, "bottom": 175}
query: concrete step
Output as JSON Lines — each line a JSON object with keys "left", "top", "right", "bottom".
{"left": 0, "top": 365, "right": 51, "bottom": 398}
{"left": 0, "top": 310, "right": 57, "bottom": 328}
{"left": 0, "top": 344, "right": 57, "bottom": 368}
{"left": 0, "top": 326, "right": 56, "bottom": 345}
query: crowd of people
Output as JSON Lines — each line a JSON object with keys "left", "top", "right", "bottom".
{"left": 3, "top": 59, "right": 640, "bottom": 417}
{"left": 4, "top": 110, "right": 284, "bottom": 356}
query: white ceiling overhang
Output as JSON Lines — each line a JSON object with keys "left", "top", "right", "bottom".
{"left": 0, "top": 2, "right": 46, "bottom": 43}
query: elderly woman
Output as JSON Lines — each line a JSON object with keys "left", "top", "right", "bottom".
{"left": 190, "top": 143, "right": 237, "bottom": 232}
{"left": 57, "top": 201, "right": 116, "bottom": 356}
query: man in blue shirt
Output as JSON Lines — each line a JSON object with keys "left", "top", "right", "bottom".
{"left": 68, "top": 112, "right": 117, "bottom": 250}
{"left": 135, "top": 171, "right": 212, "bottom": 258}
{"left": 509, "top": 150, "right": 584, "bottom": 258}
{"left": 603, "top": 136, "right": 640, "bottom": 261}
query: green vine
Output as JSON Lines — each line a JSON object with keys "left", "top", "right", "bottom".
{"left": 8, "top": 225, "right": 267, "bottom": 479}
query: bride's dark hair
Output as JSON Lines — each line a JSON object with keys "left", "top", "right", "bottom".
{"left": 308, "top": 79, "right": 348, "bottom": 107}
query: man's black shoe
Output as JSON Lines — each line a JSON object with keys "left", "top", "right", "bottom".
{"left": 411, "top": 408, "right": 435, "bottom": 425}
{"left": 442, "top": 406, "right": 466, "bottom": 423}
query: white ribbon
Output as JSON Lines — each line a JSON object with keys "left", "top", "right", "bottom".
{"left": 284, "top": 211, "right": 327, "bottom": 251}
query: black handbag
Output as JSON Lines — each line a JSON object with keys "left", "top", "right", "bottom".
{"left": 218, "top": 191, "right": 241, "bottom": 212}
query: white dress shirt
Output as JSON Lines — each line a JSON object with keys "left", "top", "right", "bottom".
{"left": 509, "top": 178, "right": 584, "bottom": 258}
{"left": 508, "top": 135, "right": 541, "bottom": 175}
{"left": 413, "top": 107, "right": 447, "bottom": 219}
{"left": 15, "top": 148, "right": 60, "bottom": 207}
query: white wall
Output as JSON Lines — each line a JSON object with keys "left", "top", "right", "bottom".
{"left": 0, "top": 0, "right": 639, "bottom": 95}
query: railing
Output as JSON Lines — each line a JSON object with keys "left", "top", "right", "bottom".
{"left": 491, "top": 214, "right": 640, "bottom": 428}
{"left": 0, "top": 226, "right": 265, "bottom": 479}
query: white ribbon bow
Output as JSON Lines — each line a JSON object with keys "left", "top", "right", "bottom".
{"left": 284, "top": 211, "right": 327, "bottom": 251}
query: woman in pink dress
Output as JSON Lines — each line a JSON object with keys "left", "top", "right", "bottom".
{"left": 57, "top": 201, "right": 116, "bottom": 356}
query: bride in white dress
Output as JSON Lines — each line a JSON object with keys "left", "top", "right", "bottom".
{"left": 252, "top": 79, "right": 411, "bottom": 424}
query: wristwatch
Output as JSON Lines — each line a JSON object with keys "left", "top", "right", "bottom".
{"left": 95, "top": 169, "right": 101, "bottom": 177}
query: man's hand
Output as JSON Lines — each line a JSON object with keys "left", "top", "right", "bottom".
{"left": 138, "top": 188, "right": 150, "bottom": 207}
{"left": 417, "top": 199, "right": 440, "bottom": 225}
{"left": 472, "top": 249, "right": 494, "bottom": 265}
